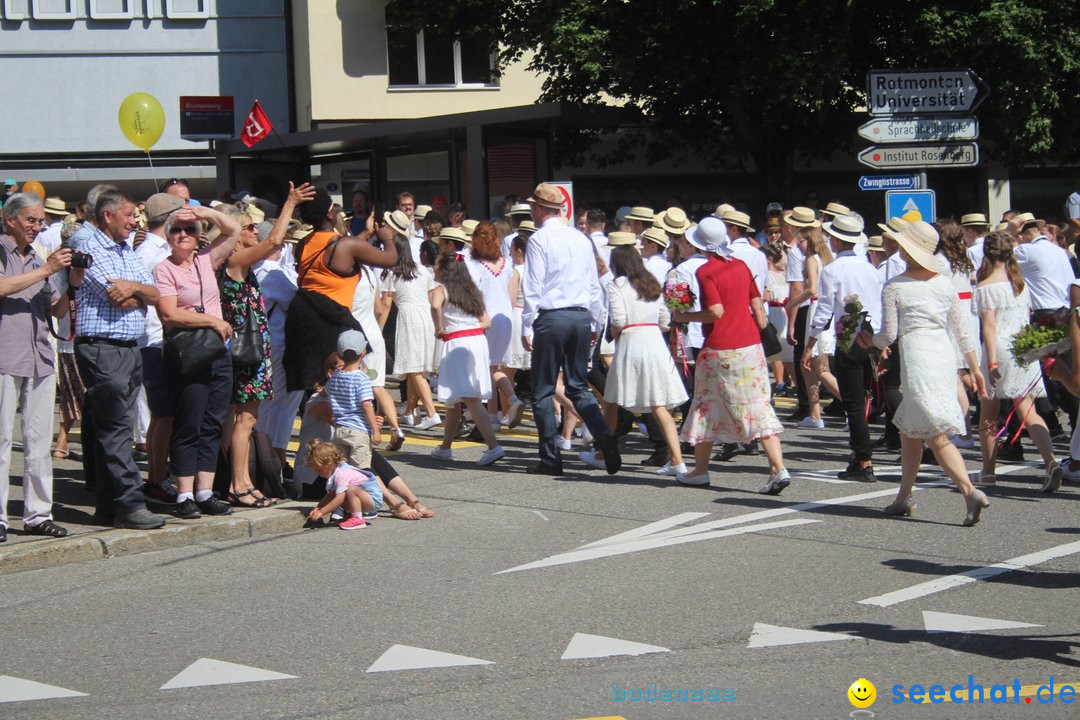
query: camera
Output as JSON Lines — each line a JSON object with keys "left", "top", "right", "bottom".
{"left": 71, "top": 251, "right": 93, "bottom": 269}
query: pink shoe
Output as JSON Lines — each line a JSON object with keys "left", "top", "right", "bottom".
{"left": 339, "top": 514, "right": 367, "bottom": 530}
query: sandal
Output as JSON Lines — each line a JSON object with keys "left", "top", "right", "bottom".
{"left": 390, "top": 501, "right": 421, "bottom": 520}
{"left": 227, "top": 490, "right": 267, "bottom": 508}
{"left": 409, "top": 500, "right": 435, "bottom": 518}
{"left": 24, "top": 519, "right": 68, "bottom": 537}
{"left": 51, "top": 449, "right": 69, "bottom": 459}
{"left": 387, "top": 429, "right": 406, "bottom": 452}
{"left": 250, "top": 489, "right": 280, "bottom": 506}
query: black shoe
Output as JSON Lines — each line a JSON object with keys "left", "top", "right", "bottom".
{"left": 197, "top": 496, "right": 234, "bottom": 516}
{"left": 742, "top": 442, "right": 758, "bottom": 456}
{"left": 714, "top": 443, "right": 742, "bottom": 462}
{"left": 0, "top": 525, "right": 6, "bottom": 543}
{"left": 175, "top": 498, "right": 202, "bottom": 519}
{"left": 837, "top": 459, "right": 861, "bottom": 480}
{"left": 92, "top": 512, "right": 115, "bottom": 526}
{"left": 115, "top": 508, "right": 168, "bottom": 529}
{"left": 840, "top": 464, "right": 876, "bottom": 483}
{"left": 599, "top": 434, "right": 622, "bottom": 475}
{"left": 873, "top": 435, "right": 901, "bottom": 452}
{"left": 643, "top": 447, "right": 670, "bottom": 467}
{"left": 528, "top": 462, "right": 564, "bottom": 476}
{"left": 996, "top": 441, "right": 1025, "bottom": 461}
{"left": 463, "top": 425, "right": 482, "bottom": 441}
{"left": 283, "top": 462, "right": 294, "bottom": 480}
{"left": 824, "top": 400, "right": 846, "bottom": 418}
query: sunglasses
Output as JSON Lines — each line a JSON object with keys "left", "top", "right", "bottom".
{"left": 243, "top": 223, "right": 257, "bottom": 232}
{"left": 168, "top": 225, "right": 199, "bottom": 236}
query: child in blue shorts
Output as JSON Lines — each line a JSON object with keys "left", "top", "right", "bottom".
{"left": 305, "top": 440, "right": 383, "bottom": 530}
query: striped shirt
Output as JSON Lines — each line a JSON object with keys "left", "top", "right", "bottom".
{"left": 324, "top": 369, "right": 374, "bottom": 433}
{"left": 75, "top": 227, "right": 153, "bottom": 341}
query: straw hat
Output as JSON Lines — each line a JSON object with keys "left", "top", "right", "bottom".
{"left": 43, "top": 197, "right": 67, "bottom": 217}
{"left": 866, "top": 235, "right": 885, "bottom": 253}
{"left": 713, "top": 203, "right": 735, "bottom": 219}
{"left": 508, "top": 202, "right": 531, "bottom": 217}
{"left": 823, "top": 213, "right": 867, "bottom": 244}
{"left": 1014, "top": 212, "right": 1038, "bottom": 229}
{"left": 993, "top": 221, "right": 1010, "bottom": 232}
{"left": 414, "top": 204, "right": 433, "bottom": 219}
{"left": 654, "top": 207, "right": 690, "bottom": 234}
{"left": 877, "top": 216, "right": 910, "bottom": 234}
{"left": 517, "top": 220, "right": 537, "bottom": 235}
{"left": 783, "top": 206, "right": 820, "bottom": 228}
{"left": 462, "top": 219, "right": 479, "bottom": 237}
{"left": 384, "top": 210, "right": 412, "bottom": 237}
{"left": 605, "top": 231, "right": 638, "bottom": 247}
{"left": 720, "top": 209, "right": 755, "bottom": 233}
{"left": 694, "top": 217, "right": 732, "bottom": 257}
{"left": 439, "top": 227, "right": 469, "bottom": 245}
{"left": 894, "top": 221, "right": 940, "bottom": 271}
{"left": 625, "top": 206, "right": 655, "bottom": 223}
{"left": 960, "top": 213, "right": 988, "bottom": 227}
{"left": 526, "top": 183, "right": 564, "bottom": 210}
{"left": 245, "top": 203, "right": 266, "bottom": 225}
{"left": 641, "top": 226, "right": 670, "bottom": 249}
{"left": 290, "top": 222, "right": 314, "bottom": 243}
{"left": 821, "top": 202, "right": 851, "bottom": 218}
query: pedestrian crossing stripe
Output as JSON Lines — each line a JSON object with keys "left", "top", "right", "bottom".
{"left": 0, "top": 676, "right": 86, "bottom": 703}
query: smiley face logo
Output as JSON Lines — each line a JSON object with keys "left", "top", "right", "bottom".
{"left": 848, "top": 678, "right": 876, "bottom": 708}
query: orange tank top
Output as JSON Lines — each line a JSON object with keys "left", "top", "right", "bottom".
{"left": 298, "top": 231, "right": 360, "bottom": 309}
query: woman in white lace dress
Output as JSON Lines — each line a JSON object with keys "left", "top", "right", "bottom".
{"left": 863, "top": 221, "right": 991, "bottom": 526}
{"left": 936, "top": 220, "right": 978, "bottom": 447}
{"left": 973, "top": 231, "right": 1060, "bottom": 492}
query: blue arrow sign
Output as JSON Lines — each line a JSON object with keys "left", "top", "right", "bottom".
{"left": 859, "top": 175, "right": 918, "bottom": 191}
{"left": 885, "top": 189, "right": 936, "bottom": 223}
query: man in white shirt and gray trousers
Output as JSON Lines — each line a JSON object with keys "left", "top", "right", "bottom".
{"left": 522, "top": 183, "right": 621, "bottom": 475}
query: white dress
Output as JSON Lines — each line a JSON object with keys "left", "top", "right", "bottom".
{"left": 873, "top": 275, "right": 975, "bottom": 438}
{"left": 508, "top": 262, "right": 530, "bottom": 370}
{"left": 603, "top": 277, "right": 689, "bottom": 413}
{"left": 385, "top": 267, "right": 437, "bottom": 374}
{"left": 351, "top": 267, "right": 387, "bottom": 387}
{"left": 467, "top": 255, "right": 513, "bottom": 367}
{"left": 805, "top": 255, "right": 836, "bottom": 356}
{"left": 939, "top": 254, "right": 980, "bottom": 370}
{"left": 437, "top": 302, "right": 492, "bottom": 403}
{"left": 765, "top": 269, "right": 793, "bottom": 363}
{"left": 973, "top": 281, "right": 1045, "bottom": 400}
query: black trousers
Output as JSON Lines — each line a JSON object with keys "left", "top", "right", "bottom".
{"left": 834, "top": 347, "right": 873, "bottom": 462}
{"left": 880, "top": 341, "right": 902, "bottom": 444}
{"left": 792, "top": 306, "right": 810, "bottom": 413}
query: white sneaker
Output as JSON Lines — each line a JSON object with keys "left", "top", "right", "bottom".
{"left": 675, "top": 471, "right": 710, "bottom": 486}
{"left": 578, "top": 450, "right": 606, "bottom": 470}
{"left": 477, "top": 445, "right": 505, "bottom": 466}
{"left": 796, "top": 416, "right": 825, "bottom": 429}
{"left": 580, "top": 425, "right": 593, "bottom": 444}
{"left": 506, "top": 398, "right": 526, "bottom": 429}
{"left": 1063, "top": 460, "right": 1080, "bottom": 483}
{"left": 1042, "top": 461, "right": 1063, "bottom": 493}
{"left": 656, "top": 462, "right": 688, "bottom": 476}
{"left": 758, "top": 468, "right": 792, "bottom": 495}
{"left": 430, "top": 447, "right": 453, "bottom": 461}
{"left": 415, "top": 414, "right": 442, "bottom": 431}
{"left": 401, "top": 413, "right": 416, "bottom": 427}
{"left": 556, "top": 437, "right": 573, "bottom": 451}
{"left": 950, "top": 434, "right": 976, "bottom": 449}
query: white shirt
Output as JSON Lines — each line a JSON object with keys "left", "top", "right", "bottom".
{"left": 501, "top": 231, "right": 517, "bottom": 259}
{"left": 522, "top": 217, "right": 604, "bottom": 338}
{"left": 730, "top": 236, "right": 768, "bottom": 296}
{"left": 134, "top": 231, "right": 171, "bottom": 348}
{"left": 644, "top": 253, "right": 672, "bottom": 286}
{"left": 590, "top": 230, "right": 611, "bottom": 266}
{"left": 810, "top": 250, "right": 884, "bottom": 340}
{"left": 408, "top": 234, "right": 424, "bottom": 266}
{"left": 966, "top": 236, "right": 986, "bottom": 273}
{"left": 882, "top": 251, "right": 907, "bottom": 284}
{"left": 254, "top": 255, "right": 300, "bottom": 351}
{"left": 34, "top": 221, "right": 63, "bottom": 256}
{"left": 1014, "top": 236, "right": 1074, "bottom": 309}
{"left": 674, "top": 254, "right": 708, "bottom": 349}
{"left": 785, "top": 244, "right": 808, "bottom": 308}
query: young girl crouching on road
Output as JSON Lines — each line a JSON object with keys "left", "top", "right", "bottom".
{"left": 305, "top": 440, "right": 383, "bottom": 530}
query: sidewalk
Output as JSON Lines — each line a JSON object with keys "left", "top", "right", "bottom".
{"left": 0, "top": 449, "right": 309, "bottom": 575}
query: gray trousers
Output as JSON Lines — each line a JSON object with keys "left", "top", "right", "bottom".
{"left": 0, "top": 373, "right": 56, "bottom": 528}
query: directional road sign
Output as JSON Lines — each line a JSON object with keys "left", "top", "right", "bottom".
{"left": 857, "top": 117, "right": 978, "bottom": 144}
{"left": 858, "top": 175, "right": 919, "bottom": 192}
{"left": 858, "top": 143, "right": 979, "bottom": 170}
{"left": 867, "top": 68, "right": 989, "bottom": 116}
{"left": 886, "top": 190, "right": 936, "bottom": 224}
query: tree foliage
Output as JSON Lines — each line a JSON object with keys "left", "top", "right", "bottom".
{"left": 386, "top": 0, "right": 1080, "bottom": 198}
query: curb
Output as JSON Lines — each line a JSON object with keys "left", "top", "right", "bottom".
{"left": 0, "top": 503, "right": 309, "bottom": 575}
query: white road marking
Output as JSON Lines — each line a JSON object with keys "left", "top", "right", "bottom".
{"left": 560, "top": 633, "right": 670, "bottom": 660}
{"left": 159, "top": 659, "right": 296, "bottom": 690}
{"left": 859, "top": 540, "right": 1080, "bottom": 608}
{"left": 922, "top": 611, "right": 1042, "bottom": 634}
{"left": 531, "top": 510, "right": 550, "bottom": 522}
{"left": 747, "top": 623, "right": 860, "bottom": 649}
{"left": 0, "top": 676, "right": 86, "bottom": 703}
{"left": 579, "top": 512, "right": 711, "bottom": 549}
{"left": 366, "top": 644, "right": 494, "bottom": 673}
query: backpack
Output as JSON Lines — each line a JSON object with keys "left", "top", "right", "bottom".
{"left": 214, "top": 430, "right": 287, "bottom": 500}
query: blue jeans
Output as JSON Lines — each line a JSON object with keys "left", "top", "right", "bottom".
{"left": 530, "top": 309, "right": 609, "bottom": 467}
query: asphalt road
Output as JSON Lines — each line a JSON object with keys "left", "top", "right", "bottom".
{"left": 1, "top": 413, "right": 1078, "bottom": 719}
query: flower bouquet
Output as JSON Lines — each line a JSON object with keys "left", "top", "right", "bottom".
{"left": 664, "top": 281, "right": 695, "bottom": 311}
{"left": 835, "top": 293, "right": 869, "bottom": 355}
{"left": 1011, "top": 309, "right": 1072, "bottom": 365}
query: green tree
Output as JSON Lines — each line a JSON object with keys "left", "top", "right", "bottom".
{"left": 387, "top": 0, "right": 1080, "bottom": 203}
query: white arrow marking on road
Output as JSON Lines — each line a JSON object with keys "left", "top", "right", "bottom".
{"left": 578, "top": 512, "right": 711, "bottom": 549}
{"left": 747, "top": 623, "right": 860, "bottom": 649}
{"left": 0, "top": 676, "right": 86, "bottom": 703}
{"left": 561, "top": 633, "right": 670, "bottom": 660}
{"left": 160, "top": 659, "right": 296, "bottom": 690}
{"left": 859, "top": 540, "right": 1080, "bottom": 608}
{"left": 922, "top": 611, "right": 1042, "bottom": 634}
{"left": 366, "top": 645, "right": 494, "bottom": 673}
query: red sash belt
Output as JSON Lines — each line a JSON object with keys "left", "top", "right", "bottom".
{"left": 622, "top": 323, "right": 659, "bottom": 329}
{"left": 767, "top": 300, "right": 787, "bottom": 307}
{"left": 957, "top": 291, "right": 972, "bottom": 300}
{"left": 441, "top": 327, "right": 485, "bottom": 341}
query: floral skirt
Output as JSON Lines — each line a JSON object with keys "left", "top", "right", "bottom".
{"left": 681, "top": 345, "right": 784, "bottom": 445}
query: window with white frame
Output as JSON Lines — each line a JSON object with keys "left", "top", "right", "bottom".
{"left": 387, "top": 27, "right": 496, "bottom": 88}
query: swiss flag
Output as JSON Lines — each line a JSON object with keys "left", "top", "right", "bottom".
{"left": 241, "top": 100, "right": 273, "bottom": 148}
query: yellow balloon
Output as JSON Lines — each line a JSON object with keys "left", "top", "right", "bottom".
{"left": 118, "top": 92, "right": 165, "bottom": 152}
{"left": 21, "top": 180, "right": 45, "bottom": 201}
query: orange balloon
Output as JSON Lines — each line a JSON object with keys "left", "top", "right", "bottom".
{"left": 21, "top": 180, "right": 45, "bottom": 200}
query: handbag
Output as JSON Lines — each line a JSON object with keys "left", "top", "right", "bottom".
{"left": 164, "top": 260, "right": 226, "bottom": 378}
{"left": 229, "top": 299, "right": 265, "bottom": 366}
{"left": 760, "top": 322, "right": 783, "bottom": 358}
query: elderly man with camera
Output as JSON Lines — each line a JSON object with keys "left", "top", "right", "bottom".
{"left": 0, "top": 193, "right": 74, "bottom": 542}
{"left": 69, "top": 190, "right": 166, "bottom": 530}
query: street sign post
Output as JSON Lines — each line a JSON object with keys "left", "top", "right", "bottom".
{"left": 858, "top": 175, "right": 919, "bottom": 192}
{"left": 867, "top": 69, "right": 989, "bottom": 116}
{"left": 885, "top": 190, "right": 936, "bottom": 223}
{"left": 857, "top": 117, "right": 978, "bottom": 144}
{"left": 857, "top": 143, "right": 979, "bottom": 170}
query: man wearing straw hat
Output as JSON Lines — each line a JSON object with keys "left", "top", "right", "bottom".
{"left": 501, "top": 202, "right": 532, "bottom": 257}
{"left": 960, "top": 212, "right": 990, "bottom": 270}
{"left": 35, "top": 197, "right": 69, "bottom": 256}
{"left": 803, "top": 213, "right": 882, "bottom": 482}
{"left": 640, "top": 227, "right": 672, "bottom": 285}
{"left": 721, "top": 209, "right": 767, "bottom": 295}
{"left": 522, "top": 183, "right": 621, "bottom": 475}
{"left": 625, "top": 206, "right": 654, "bottom": 237}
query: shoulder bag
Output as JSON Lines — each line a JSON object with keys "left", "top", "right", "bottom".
{"left": 226, "top": 269, "right": 266, "bottom": 366}
{"left": 164, "top": 259, "right": 227, "bottom": 378}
